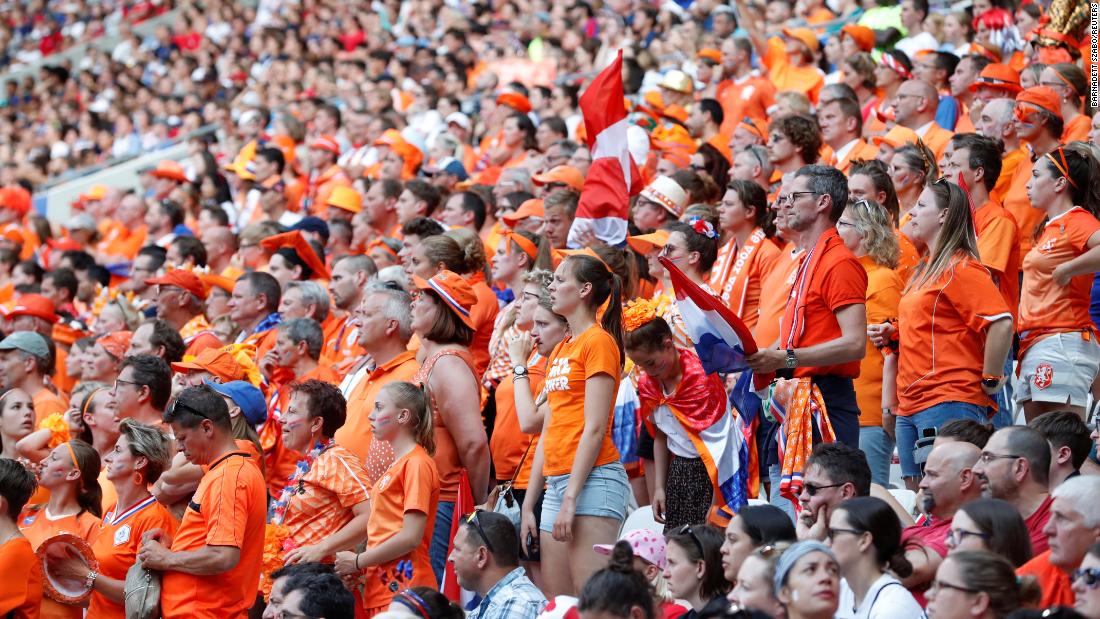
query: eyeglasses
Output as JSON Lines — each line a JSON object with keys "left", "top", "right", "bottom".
{"left": 978, "top": 451, "right": 1022, "bottom": 464}
{"left": 776, "top": 191, "right": 818, "bottom": 206}
{"left": 946, "top": 527, "right": 990, "bottom": 546}
{"left": 677, "top": 524, "right": 705, "bottom": 556}
{"left": 826, "top": 527, "right": 864, "bottom": 542}
{"left": 463, "top": 510, "right": 494, "bottom": 552}
{"left": 1072, "top": 567, "right": 1100, "bottom": 589}
{"left": 836, "top": 220, "right": 859, "bottom": 230}
{"left": 113, "top": 378, "right": 140, "bottom": 392}
{"left": 929, "top": 579, "right": 980, "bottom": 595}
{"left": 803, "top": 481, "right": 846, "bottom": 496}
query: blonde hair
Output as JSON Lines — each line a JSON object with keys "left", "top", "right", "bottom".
{"left": 382, "top": 381, "right": 434, "bottom": 455}
{"left": 845, "top": 199, "right": 900, "bottom": 268}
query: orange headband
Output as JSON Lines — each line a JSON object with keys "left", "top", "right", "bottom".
{"left": 82, "top": 387, "right": 105, "bottom": 418}
{"left": 368, "top": 239, "right": 399, "bottom": 259}
{"left": 506, "top": 232, "right": 538, "bottom": 260}
{"left": 1045, "top": 149, "right": 1079, "bottom": 189}
{"left": 65, "top": 442, "right": 79, "bottom": 469}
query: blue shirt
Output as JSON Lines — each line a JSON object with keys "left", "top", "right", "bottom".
{"left": 468, "top": 567, "right": 547, "bottom": 619}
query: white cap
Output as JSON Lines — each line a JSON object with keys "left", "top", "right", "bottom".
{"left": 639, "top": 175, "right": 688, "bottom": 218}
{"left": 446, "top": 112, "right": 471, "bottom": 131}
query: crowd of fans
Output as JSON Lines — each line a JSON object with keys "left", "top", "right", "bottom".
{"left": 0, "top": 0, "right": 1099, "bottom": 616}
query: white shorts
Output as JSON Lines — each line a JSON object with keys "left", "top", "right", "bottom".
{"left": 1016, "top": 332, "right": 1100, "bottom": 407}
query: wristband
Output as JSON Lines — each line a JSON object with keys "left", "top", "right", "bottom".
{"left": 85, "top": 570, "right": 98, "bottom": 590}
{"left": 355, "top": 553, "right": 361, "bottom": 571}
{"left": 981, "top": 374, "right": 1005, "bottom": 381}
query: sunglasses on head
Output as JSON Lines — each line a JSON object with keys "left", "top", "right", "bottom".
{"left": 677, "top": 524, "right": 705, "bottom": 556}
{"left": 463, "top": 509, "right": 494, "bottom": 552}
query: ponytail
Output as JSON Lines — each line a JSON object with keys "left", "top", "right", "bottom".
{"left": 68, "top": 440, "right": 102, "bottom": 518}
{"left": 384, "top": 382, "right": 434, "bottom": 455}
{"left": 566, "top": 255, "right": 625, "bottom": 365}
{"left": 578, "top": 540, "right": 656, "bottom": 619}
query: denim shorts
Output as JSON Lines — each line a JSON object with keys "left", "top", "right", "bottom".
{"left": 896, "top": 401, "right": 987, "bottom": 478}
{"left": 540, "top": 462, "right": 629, "bottom": 532}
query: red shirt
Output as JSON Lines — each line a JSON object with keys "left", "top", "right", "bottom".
{"left": 902, "top": 516, "right": 952, "bottom": 606}
{"left": 1025, "top": 495, "right": 1053, "bottom": 556}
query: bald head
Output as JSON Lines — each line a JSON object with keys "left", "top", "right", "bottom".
{"left": 977, "top": 98, "right": 1017, "bottom": 141}
{"left": 936, "top": 441, "right": 982, "bottom": 473}
{"left": 895, "top": 79, "right": 939, "bottom": 128}
{"left": 205, "top": 226, "right": 237, "bottom": 249}
{"left": 919, "top": 441, "right": 982, "bottom": 517}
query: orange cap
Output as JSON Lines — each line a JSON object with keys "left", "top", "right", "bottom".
{"left": 223, "top": 159, "right": 256, "bottom": 181}
{"left": 502, "top": 199, "right": 545, "bottom": 228}
{"left": 872, "top": 125, "right": 920, "bottom": 149}
{"left": 149, "top": 161, "right": 189, "bottom": 183}
{"left": 661, "top": 104, "right": 689, "bottom": 124}
{"left": 496, "top": 92, "right": 533, "bottom": 114}
{"left": 271, "top": 134, "right": 297, "bottom": 166}
{"left": 736, "top": 116, "right": 769, "bottom": 141}
{"left": 309, "top": 135, "right": 341, "bottom": 155}
{"left": 0, "top": 186, "right": 30, "bottom": 216}
{"left": 97, "top": 331, "right": 133, "bottom": 360}
{"left": 5, "top": 294, "right": 58, "bottom": 323}
{"left": 532, "top": 166, "right": 585, "bottom": 192}
{"left": 171, "top": 347, "right": 245, "bottom": 382}
{"left": 969, "top": 63, "right": 1022, "bottom": 94}
{"left": 145, "top": 269, "right": 208, "bottom": 300}
{"left": 326, "top": 186, "right": 362, "bottom": 213}
{"left": 1016, "top": 86, "right": 1062, "bottom": 120}
{"left": 78, "top": 185, "right": 109, "bottom": 203}
{"left": 201, "top": 273, "right": 236, "bottom": 294}
{"left": 782, "top": 27, "right": 820, "bottom": 53}
{"left": 412, "top": 270, "right": 477, "bottom": 328}
{"left": 626, "top": 230, "right": 671, "bottom": 256}
{"left": 260, "top": 230, "right": 330, "bottom": 280}
{"left": 697, "top": 48, "right": 722, "bottom": 63}
{"left": 840, "top": 24, "right": 875, "bottom": 52}
{"left": 373, "top": 129, "right": 406, "bottom": 148}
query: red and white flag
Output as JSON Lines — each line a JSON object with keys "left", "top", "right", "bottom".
{"left": 567, "top": 50, "right": 642, "bottom": 248}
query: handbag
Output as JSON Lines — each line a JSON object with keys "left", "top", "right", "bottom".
{"left": 491, "top": 438, "right": 533, "bottom": 528}
{"left": 123, "top": 557, "right": 161, "bottom": 619}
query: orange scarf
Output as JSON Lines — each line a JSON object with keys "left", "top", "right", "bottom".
{"left": 717, "top": 228, "right": 768, "bottom": 317}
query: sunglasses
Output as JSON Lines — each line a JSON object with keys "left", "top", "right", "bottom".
{"left": 464, "top": 510, "right": 494, "bottom": 552}
{"left": 677, "top": 524, "right": 705, "bottom": 556}
{"left": 167, "top": 396, "right": 214, "bottom": 421}
{"left": 1073, "top": 567, "right": 1100, "bottom": 589}
{"left": 803, "top": 481, "right": 845, "bottom": 496}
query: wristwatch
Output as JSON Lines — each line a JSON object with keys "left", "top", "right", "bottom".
{"left": 981, "top": 374, "right": 1004, "bottom": 389}
{"left": 513, "top": 365, "right": 528, "bottom": 378}
{"left": 785, "top": 349, "right": 798, "bottom": 369}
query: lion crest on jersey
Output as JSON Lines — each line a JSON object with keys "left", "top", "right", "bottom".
{"left": 1033, "top": 363, "right": 1054, "bottom": 390}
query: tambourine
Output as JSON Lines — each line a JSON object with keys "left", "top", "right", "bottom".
{"left": 36, "top": 533, "right": 99, "bottom": 604}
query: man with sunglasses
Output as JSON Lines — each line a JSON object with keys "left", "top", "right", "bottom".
{"left": 449, "top": 510, "right": 546, "bottom": 619}
{"left": 138, "top": 385, "right": 267, "bottom": 619}
{"left": 796, "top": 442, "right": 871, "bottom": 541}
{"left": 1019, "top": 475, "right": 1100, "bottom": 608}
{"left": 1008, "top": 86, "right": 1064, "bottom": 254}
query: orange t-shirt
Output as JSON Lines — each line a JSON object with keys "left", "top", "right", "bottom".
{"left": 895, "top": 224, "right": 922, "bottom": 285}
{"left": 490, "top": 352, "right": 547, "bottom": 488}
{"left": 542, "top": 326, "right": 622, "bottom": 477}
{"left": 31, "top": 389, "right": 67, "bottom": 427}
{"left": 263, "top": 364, "right": 341, "bottom": 496}
{"left": 334, "top": 351, "right": 420, "bottom": 485}
{"left": 87, "top": 497, "right": 178, "bottom": 619}
{"left": 281, "top": 444, "right": 370, "bottom": 556}
{"left": 468, "top": 277, "right": 502, "bottom": 380}
{"left": 918, "top": 122, "right": 954, "bottom": 162}
{"left": 362, "top": 445, "right": 439, "bottom": 613}
{"left": 991, "top": 148, "right": 1026, "bottom": 207}
{"left": 0, "top": 537, "right": 41, "bottom": 618}
{"left": 320, "top": 314, "right": 365, "bottom": 377}
{"left": 716, "top": 73, "right": 775, "bottom": 136}
{"left": 97, "top": 468, "right": 117, "bottom": 518}
{"left": 19, "top": 508, "right": 99, "bottom": 619}
{"left": 709, "top": 229, "right": 782, "bottom": 333}
{"left": 854, "top": 257, "right": 903, "bottom": 427}
{"left": 973, "top": 200, "right": 1021, "bottom": 313}
{"left": 753, "top": 244, "right": 804, "bottom": 348}
{"left": 95, "top": 223, "right": 147, "bottom": 261}
{"left": 1018, "top": 550, "right": 1074, "bottom": 608}
{"left": 1018, "top": 207, "right": 1100, "bottom": 347}
{"left": 833, "top": 140, "right": 879, "bottom": 176}
{"left": 762, "top": 38, "right": 824, "bottom": 102}
{"left": 1062, "top": 114, "right": 1090, "bottom": 143}
{"left": 1003, "top": 157, "right": 1046, "bottom": 255}
{"left": 782, "top": 231, "right": 868, "bottom": 379}
{"left": 160, "top": 451, "right": 266, "bottom": 619}
{"left": 896, "top": 257, "right": 1012, "bottom": 415}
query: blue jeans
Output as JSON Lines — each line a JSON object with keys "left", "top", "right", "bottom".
{"left": 860, "top": 426, "right": 895, "bottom": 487}
{"left": 990, "top": 352, "right": 1015, "bottom": 428}
{"left": 896, "top": 402, "right": 987, "bottom": 477}
{"left": 814, "top": 376, "right": 861, "bottom": 449}
{"left": 429, "top": 500, "right": 456, "bottom": 585}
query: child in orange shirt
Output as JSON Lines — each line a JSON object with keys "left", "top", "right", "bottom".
{"left": 335, "top": 381, "right": 439, "bottom": 617}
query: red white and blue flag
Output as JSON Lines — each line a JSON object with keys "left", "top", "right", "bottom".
{"left": 567, "top": 50, "right": 642, "bottom": 248}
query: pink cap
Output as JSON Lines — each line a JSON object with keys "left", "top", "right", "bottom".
{"left": 593, "top": 529, "right": 667, "bottom": 570}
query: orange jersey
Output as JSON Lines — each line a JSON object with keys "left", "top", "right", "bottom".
{"left": 0, "top": 537, "right": 41, "bottom": 618}
{"left": 281, "top": 445, "right": 370, "bottom": 557}
{"left": 916, "top": 122, "right": 954, "bottom": 162}
{"left": 490, "top": 352, "right": 547, "bottom": 488}
{"left": 362, "top": 445, "right": 439, "bottom": 613}
{"left": 855, "top": 257, "right": 903, "bottom": 427}
{"left": 830, "top": 140, "right": 879, "bottom": 176}
{"left": 973, "top": 201, "right": 1021, "bottom": 313}
{"left": 95, "top": 223, "right": 147, "bottom": 261}
{"left": 263, "top": 364, "right": 341, "bottom": 496}
{"left": 1018, "top": 207, "right": 1100, "bottom": 347}
{"left": 19, "top": 508, "right": 99, "bottom": 619}
{"left": 716, "top": 73, "right": 776, "bottom": 136}
{"left": 1017, "top": 550, "right": 1074, "bottom": 609}
{"left": 161, "top": 451, "right": 266, "bottom": 619}
{"left": 1062, "top": 114, "right": 1090, "bottom": 143}
{"left": 468, "top": 276, "right": 501, "bottom": 379}
{"left": 542, "top": 325, "right": 622, "bottom": 477}
{"left": 754, "top": 243, "right": 805, "bottom": 348}
{"left": 321, "top": 314, "right": 365, "bottom": 376}
{"left": 762, "top": 38, "right": 824, "bottom": 102}
{"left": 31, "top": 389, "right": 67, "bottom": 427}
{"left": 896, "top": 257, "right": 1011, "bottom": 415}
{"left": 1002, "top": 157, "right": 1046, "bottom": 255}
{"left": 87, "top": 497, "right": 178, "bottom": 619}
{"left": 991, "top": 147, "right": 1026, "bottom": 207}
{"left": 334, "top": 351, "right": 420, "bottom": 485}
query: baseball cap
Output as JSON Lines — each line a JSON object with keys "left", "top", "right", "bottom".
{"left": 969, "top": 63, "right": 1022, "bottom": 95}
{"left": 782, "top": 27, "right": 821, "bottom": 53}
{"left": 97, "top": 331, "right": 133, "bottom": 360}
{"left": 497, "top": 92, "right": 533, "bottom": 114}
{"left": 5, "top": 294, "right": 59, "bottom": 324}
{"left": 411, "top": 270, "right": 477, "bottom": 328}
{"left": 840, "top": 24, "right": 875, "bottom": 52}
{"left": 204, "top": 380, "right": 267, "bottom": 426}
{"left": 501, "top": 199, "right": 544, "bottom": 228}
{"left": 326, "top": 186, "right": 362, "bottom": 214}
{"left": 1016, "top": 86, "right": 1062, "bottom": 120}
{"left": 172, "top": 348, "right": 245, "bottom": 383}
{"left": 145, "top": 269, "right": 208, "bottom": 301}
{"left": 593, "top": 529, "right": 668, "bottom": 570}
{"left": 445, "top": 112, "right": 472, "bottom": 132}
{"left": 149, "top": 160, "right": 189, "bottom": 183}
{"left": 309, "top": 135, "right": 341, "bottom": 154}
{"left": 626, "top": 230, "right": 671, "bottom": 256}
{"left": 532, "top": 166, "right": 584, "bottom": 192}
{"left": 0, "top": 331, "right": 50, "bottom": 359}
{"left": 423, "top": 157, "right": 469, "bottom": 181}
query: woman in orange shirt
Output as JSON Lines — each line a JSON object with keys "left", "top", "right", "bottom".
{"left": 445, "top": 227, "right": 502, "bottom": 378}
{"left": 520, "top": 253, "right": 629, "bottom": 598}
{"left": 1039, "top": 64, "right": 1090, "bottom": 143}
{"left": 1016, "top": 146, "right": 1100, "bottom": 421}
{"left": 19, "top": 440, "right": 102, "bottom": 619}
{"left": 871, "top": 180, "right": 1013, "bottom": 488}
{"left": 50, "top": 419, "right": 176, "bottom": 619}
{"left": 407, "top": 270, "right": 488, "bottom": 581}
{"left": 711, "top": 180, "right": 781, "bottom": 333}
{"left": 836, "top": 198, "right": 904, "bottom": 487}
{"left": 0, "top": 459, "right": 42, "bottom": 618}
{"left": 335, "top": 381, "right": 439, "bottom": 616}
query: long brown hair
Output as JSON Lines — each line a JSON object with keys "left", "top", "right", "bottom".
{"left": 565, "top": 255, "right": 624, "bottom": 364}
{"left": 906, "top": 179, "right": 977, "bottom": 291}
{"left": 383, "top": 381, "right": 434, "bottom": 455}
{"left": 68, "top": 440, "right": 103, "bottom": 518}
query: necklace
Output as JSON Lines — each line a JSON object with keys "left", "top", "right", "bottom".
{"left": 270, "top": 438, "right": 334, "bottom": 525}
